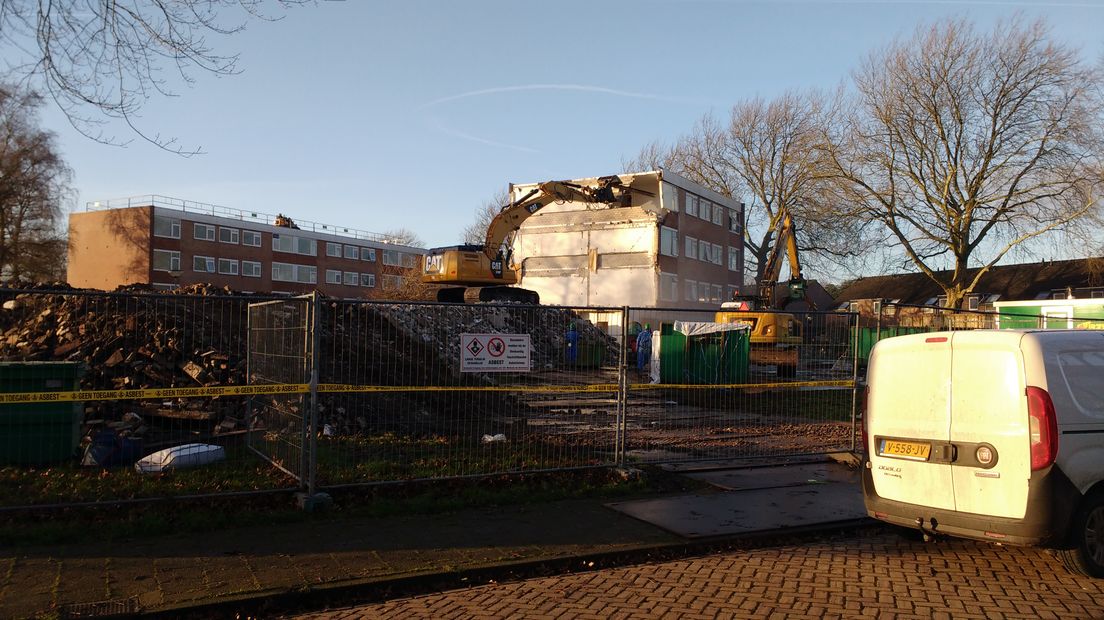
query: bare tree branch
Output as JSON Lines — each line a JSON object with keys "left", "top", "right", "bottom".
{"left": 0, "top": 0, "right": 311, "bottom": 154}
{"left": 825, "top": 16, "right": 1104, "bottom": 307}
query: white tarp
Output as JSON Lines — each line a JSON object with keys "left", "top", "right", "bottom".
{"left": 672, "top": 321, "right": 751, "bottom": 337}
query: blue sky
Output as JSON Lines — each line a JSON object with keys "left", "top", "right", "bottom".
{"left": 40, "top": 0, "right": 1104, "bottom": 270}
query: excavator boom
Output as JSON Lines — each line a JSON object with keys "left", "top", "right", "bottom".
{"left": 423, "top": 175, "right": 639, "bottom": 303}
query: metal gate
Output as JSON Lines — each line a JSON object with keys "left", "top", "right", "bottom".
{"left": 247, "top": 295, "right": 318, "bottom": 488}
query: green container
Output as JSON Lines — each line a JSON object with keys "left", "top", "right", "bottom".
{"left": 659, "top": 323, "right": 749, "bottom": 384}
{"left": 0, "top": 362, "right": 85, "bottom": 465}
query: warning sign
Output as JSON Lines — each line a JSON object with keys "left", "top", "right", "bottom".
{"left": 460, "top": 333, "right": 531, "bottom": 373}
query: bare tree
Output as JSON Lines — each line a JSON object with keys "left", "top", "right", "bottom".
{"left": 625, "top": 94, "right": 862, "bottom": 289}
{"left": 0, "top": 86, "right": 71, "bottom": 283}
{"left": 0, "top": 0, "right": 309, "bottom": 154}
{"left": 824, "top": 17, "right": 1104, "bottom": 308}
{"left": 462, "top": 187, "right": 509, "bottom": 245}
{"left": 381, "top": 228, "right": 424, "bottom": 248}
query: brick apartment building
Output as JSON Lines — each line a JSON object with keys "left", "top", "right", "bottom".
{"left": 67, "top": 196, "right": 426, "bottom": 297}
{"left": 511, "top": 169, "right": 745, "bottom": 309}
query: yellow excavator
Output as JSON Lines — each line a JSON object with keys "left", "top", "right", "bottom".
{"left": 715, "top": 208, "right": 814, "bottom": 377}
{"left": 422, "top": 176, "right": 639, "bottom": 304}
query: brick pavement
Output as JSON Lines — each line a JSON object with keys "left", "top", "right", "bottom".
{"left": 290, "top": 531, "right": 1104, "bottom": 620}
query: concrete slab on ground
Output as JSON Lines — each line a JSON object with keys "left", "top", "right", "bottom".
{"left": 686, "top": 461, "right": 857, "bottom": 491}
{"left": 606, "top": 462, "right": 866, "bottom": 538}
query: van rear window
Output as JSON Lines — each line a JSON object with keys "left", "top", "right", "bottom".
{"left": 1057, "top": 351, "right": 1104, "bottom": 418}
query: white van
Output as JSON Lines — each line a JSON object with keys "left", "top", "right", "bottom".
{"left": 862, "top": 330, "right": 1104, "bottom": 576}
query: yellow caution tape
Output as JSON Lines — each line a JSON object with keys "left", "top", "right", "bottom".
{"left": 0, "top": 379, "right": 854, "bottom": 404}
{"left": 0, "top": 383, "right": 311, "bottom": 404}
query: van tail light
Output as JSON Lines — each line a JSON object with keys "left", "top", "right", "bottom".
{"left": 1026, "top": 386, "right": 1058, "bottom": 471}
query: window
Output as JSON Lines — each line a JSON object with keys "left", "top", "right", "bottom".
{"left": 698, "top": 283, "right": 711, "bottom": 303}
{"left": 711, "top": 203, "right": 724, "bottom": 226}
{"left": 728, "top": 246, "right": 740, "bottom": 271}
{"left": 712, "top": 284, "right": 723, "bottom": 303}
{"left": 662, "top": 182, "right": 680, "bottom": 212}
{"left": 242, "top": 230, "right": 262, "bottom": 247}
{"left": 326, "top": 269, "right": 342, "bottom": 284}
{"left": 193, "top": 255, "right": 215, "bottom": 273}
{"left": 152, "top": 249, "right": 180, "bottom": 272}
{"left": 711, "top": 243, "right": 723, "bottom": 266}
{"left": 1093, "top": 290, "right": 1104, "bottom": 299}
{"left": 686, "top": 195, "right": 699, "bottom": 218}
{"left": 272, "top": 234, "right": 317, "bottom": 256}
{"left": 685, "top": 236, "right": 698, "bottom": 260}
{"left": 219, "top": 227, "right": 239, "bottom": 244}
{"left": 382, "top": 274, "right": 403, "bottom": 289}
{"left": 154, "top": 215, "right": 180, "bottom": 239}
{"left": 326, "top": 242, "right": 342, "bottom": 257}
{"left": 361, "top": 248, "right": 376, "bottom": 261}
{"left": 242, "top": 261, "right": 262, "bottom": 278}
{"left": 685, "top": 279, "right": 697, "bottom": 302}
{"left": 659, "top": 273, "right": 678, "bottom": 301}
{"left": 660, "top": 227, "right": 679, "bottom": 257}
{"left": 344, "top": 245, "right": 358, "bottom": 259}
{"left": 383, "top": 249, "right": 401, "bottom": 266}
{"left": 343, "top": 271, "right": 359, "bottom": 286}
{"left": 272, "top": 262, "right": 316, "bottom": 284}
{"left": 699, "top": 242, "right": 710, "bottom": 263}
{"left": 402, "top": 253, "right": 417, "bottom": 268}
{"left": 729, "top": 209, "right": 741, "bottom": 233}
{"left": 361, "top": 273, "right": 376, "bottom": 287}
{"left": 217, "top": 258, "right": 239, "bottom": 275}
{"left": 968, "top": 296, "right": 980, "bottom": 311}
{"left": 193, "top": 223, "right": 215, "bottom": 241}
{"left": 873, "top": 300, "right": 882, "bottom": 314}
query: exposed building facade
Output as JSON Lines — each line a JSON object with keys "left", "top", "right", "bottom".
{"left": 67, "top": 196, "right": 425, "bottom": 297}
{"left": 510, "top": 170, "right": 745, "bottom": 309}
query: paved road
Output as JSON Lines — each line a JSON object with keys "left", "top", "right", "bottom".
{"left": 288, "top": 530, "right": 1104, "bottom": 619}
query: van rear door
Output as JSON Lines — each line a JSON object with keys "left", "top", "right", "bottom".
{"left": 948, "top": 331, "right": 1030, "bottom": 518}
{"left": 867, "top": 333, "right": 956, "bottom": 510}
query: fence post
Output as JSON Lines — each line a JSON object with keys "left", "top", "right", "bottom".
{"left": 616, "top": 307, "right": 629, "bottom": 466}
{"left": 851, "top": 311, "right": 861, "bottom": 454}
{"left": 306, "top": 292, "right": 321, "bottom": 498}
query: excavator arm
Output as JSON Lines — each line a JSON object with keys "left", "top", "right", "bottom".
{"left": 483, "top": 176, "right": 632, "bottom": 277}
{"left": 756, "top": 208, "right": 813, "bottom": 310}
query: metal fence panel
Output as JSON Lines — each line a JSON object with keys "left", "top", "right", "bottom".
{"left": 621, "top": 306, "right": 859, "bottom": 464}
{"left": 0, "top": 288, "right": 298, "bottom": 509}
{"left": 312, "top": 301, "right": 623, "bottom": 487}
{"left": 247, "top": 296, "right": 314, "bottom": 484}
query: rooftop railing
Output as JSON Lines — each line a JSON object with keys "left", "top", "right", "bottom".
{"left": 86, "top": 195, "right": 410, "bottom": 246}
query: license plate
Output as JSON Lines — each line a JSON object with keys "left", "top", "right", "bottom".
{"left": 878, "top": 439, "right": 931, "bottom": 461}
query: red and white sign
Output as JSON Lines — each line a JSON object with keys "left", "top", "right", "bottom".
{"left": 460, "top": 333, "right": 531, "bottom": 372}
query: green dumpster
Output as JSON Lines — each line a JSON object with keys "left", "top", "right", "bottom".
{"left": 658, "top": 322, "right": 750, "bottom": 384}
{"left": 0, "top": 362, "right": 85, "bottom": 465}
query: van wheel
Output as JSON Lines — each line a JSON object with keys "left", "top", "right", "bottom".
{"left": 1059, "top": 494, "right": 1104, "bottom": 578}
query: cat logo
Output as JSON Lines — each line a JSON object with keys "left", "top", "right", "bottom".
{"left": 423, "top": 254, "right": 443, "bottom": 273}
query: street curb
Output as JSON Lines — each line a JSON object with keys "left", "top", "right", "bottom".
{"left": 140, "top": 518, "right": 881, "bottom": 619}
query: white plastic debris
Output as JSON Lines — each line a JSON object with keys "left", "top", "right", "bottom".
{"left": 481, "top": 433, "right": 507, "bottom": 443}
{"left": 134, "top": 443, "right": 226, "bottom": 473}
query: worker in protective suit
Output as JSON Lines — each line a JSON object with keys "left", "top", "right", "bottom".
{"left": 636, "top": 324, "right": 652, "bottom": 373}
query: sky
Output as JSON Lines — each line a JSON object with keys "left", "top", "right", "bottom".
{"left": 35, "top": 0, "right": 1104, "bottom": 276}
